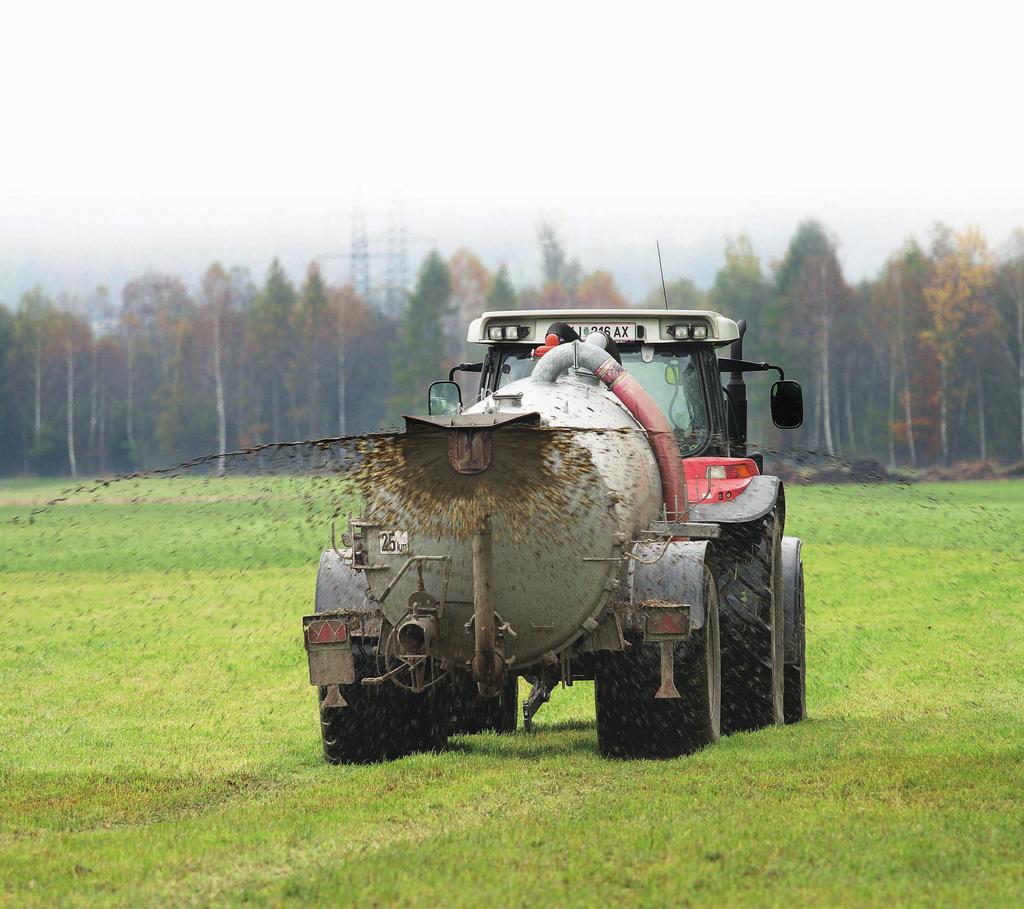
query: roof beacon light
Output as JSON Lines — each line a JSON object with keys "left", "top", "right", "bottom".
{"left": 532, "top": 332, "right": 562, "bottom": 358}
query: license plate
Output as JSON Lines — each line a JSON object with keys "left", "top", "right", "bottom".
{"left": 379, "top": 530, "right": 409, "bottom": 554}
{"left": 570, "top": 322, "right": 637, "bottom": 342}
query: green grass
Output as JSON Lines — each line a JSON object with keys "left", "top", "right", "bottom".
{"left": 1, "top": 477, "right": 1022, "bottom": 907}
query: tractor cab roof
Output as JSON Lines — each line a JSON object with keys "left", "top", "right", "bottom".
{"left": 467, "top": 309, "right": 740, "bottom": 347}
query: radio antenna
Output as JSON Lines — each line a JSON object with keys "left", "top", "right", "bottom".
{"left": 656, "top": 241, "right": 670, "bottom": 309}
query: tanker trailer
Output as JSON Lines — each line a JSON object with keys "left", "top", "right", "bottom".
{"left": 303, "top": 308, "right": 807, "bottom": 761}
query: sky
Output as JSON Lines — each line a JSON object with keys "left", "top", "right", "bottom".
{"left": 2, "top": 0, "right": 1023, "bottom": 304}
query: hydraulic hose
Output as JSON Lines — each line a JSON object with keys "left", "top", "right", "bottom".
{"left": 531, "top": 338, "right": 685, "bottom": 519}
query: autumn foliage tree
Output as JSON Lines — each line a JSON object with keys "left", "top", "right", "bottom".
{"left": 923, "top": 228, "right": 995, "bottom": 464}
{"left": 2, "top": 223, "right": 1024, "bottom": 476}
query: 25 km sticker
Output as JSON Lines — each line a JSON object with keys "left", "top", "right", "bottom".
{"left": 379, "top": 530, "right": 409, "bottom": 554}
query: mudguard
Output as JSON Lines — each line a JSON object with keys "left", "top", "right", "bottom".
{"left": 690, "top": 475, "right": 785, "bottom": 528}
{"left": 628, "top": 540, "right": 714, "bottom": 631}
{"left": 781, "top": 536, "right": 804, "bottom": 664}
{"left": 315, "top": 549, "right": 383, "bottom": 637}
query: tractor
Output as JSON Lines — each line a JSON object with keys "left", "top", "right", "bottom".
{"left": 303, "top": 309, "right": 806, "bottom": 761}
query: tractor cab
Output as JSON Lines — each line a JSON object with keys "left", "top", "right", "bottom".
{"left": 430, "top": 309, "right": 803, "bottom": 461}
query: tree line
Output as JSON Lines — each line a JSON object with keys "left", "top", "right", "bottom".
{"left": 1, "top": 219, "right": 1022, "bottom": 477}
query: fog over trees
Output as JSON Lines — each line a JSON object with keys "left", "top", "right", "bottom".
{"left": 1, "top": 219, "right": 1022, "bottom": 477}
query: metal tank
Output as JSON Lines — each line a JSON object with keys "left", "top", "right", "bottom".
{"left": 355, "top": 361, "right": 663, "bottom": 676}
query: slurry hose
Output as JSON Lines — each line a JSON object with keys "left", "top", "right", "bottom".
{"left": 531, "top": 335, "right": 684, "bottom": 519}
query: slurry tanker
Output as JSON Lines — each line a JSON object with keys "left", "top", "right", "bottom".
{"left": 303, "top": 309, "right": 807, "bottom": 761}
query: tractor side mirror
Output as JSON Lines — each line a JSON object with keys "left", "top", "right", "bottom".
{"left": 771, "top": 380, "right": 803, "bottom": 429}
{"left": 428, "top": 381, "right": 462, "bottom": 416}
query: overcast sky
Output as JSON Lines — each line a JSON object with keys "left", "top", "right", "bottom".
{"left": 2, "top": 0, "right": 1022, "bottom": 303}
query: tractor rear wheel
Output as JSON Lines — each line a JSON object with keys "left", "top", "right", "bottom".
{"left": 716, "top": 510, "right": 785, "bottom": 734}
{"left": 449, "top": 671, "right": 518, "bottom": 735}
{"left": 595, "top": 570, "right": 720, "bottom": 759}
{"left": 782, "top": 537, "right": 806, "bottom": 724}
{"left": 318, "top": 639, "right": 448, "bottom": 764}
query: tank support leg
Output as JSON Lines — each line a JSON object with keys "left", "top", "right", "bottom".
{"left": 522, "top": 677, "right": 552, "bottom": 732}
{"left": 471, "top": 515, "right": 505, "bottom": 697}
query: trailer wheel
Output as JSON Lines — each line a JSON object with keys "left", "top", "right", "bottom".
{"left": 449, "top": 671, "right": 518, "bottom": 735}
{"left": 318, "top": 639, "right": 448, "bottom": 764}
{"left": 595, "top": 569, "right": 720, "bottom": 759}
{"left": 716, "top": 510, "right": 785, "bottom": 734}
{"left": 782, "top": 537, "right": 806, "bottom": 724}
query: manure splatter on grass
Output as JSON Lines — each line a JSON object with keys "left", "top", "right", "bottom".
{"left": 12, "top": 426, "right": 606, "bottom": 545}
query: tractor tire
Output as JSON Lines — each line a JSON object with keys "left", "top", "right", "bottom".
{"left": 782, "top": 536, "right": 806, "bottom": 724}
{"left": 318, "top": 639, "right": 448, "bottom": 764}
{"left": 594, "top": 570, "right": 720, "bottom": 759}
{"left": 716, "top": 510, "right": 785, "bottom": 735}
{"left": 449, "top": 671, "right": 518, "bottom": 735}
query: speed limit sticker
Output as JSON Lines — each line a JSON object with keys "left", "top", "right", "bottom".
{"left": 378, "top": 530, "right": 409, "bottom": 554}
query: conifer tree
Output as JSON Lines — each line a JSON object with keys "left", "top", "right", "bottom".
{"left": 389, "top": 251, "right": 451, "bottom": 421}
{"left": 487, "top": 265, "right": 517, "bottom": 311}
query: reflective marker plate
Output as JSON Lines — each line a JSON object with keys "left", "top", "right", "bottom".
{"left": 379, "top": 530, "right": 409, "bottom": 554}
{"left": 569, "top": 322, "right": 637, "bottom": 342}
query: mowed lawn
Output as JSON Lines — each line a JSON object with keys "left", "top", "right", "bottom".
{"left": 1, "top": 476, "right": 1022, "bottom": 907}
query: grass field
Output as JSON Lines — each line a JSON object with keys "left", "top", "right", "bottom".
{"left": 1, "top": 476, "right": 1022, "bottom": 907}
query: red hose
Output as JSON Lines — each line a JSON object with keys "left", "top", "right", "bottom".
{"left": 593, "top": 358, "right": 685, "bottom": 519}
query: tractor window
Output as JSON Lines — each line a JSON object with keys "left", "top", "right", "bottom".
{"left": 619, "top": 350, "right": 710, "bottom": 456}
{"left": 496, "top": 348, "right": 537, "bottom": 387}
{"left": 489, "top": 344, "right": 710, "bottom": 456}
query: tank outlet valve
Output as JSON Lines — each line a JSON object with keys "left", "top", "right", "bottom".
{"left": 395, "top": 615, "right": 436, "bottom": 658}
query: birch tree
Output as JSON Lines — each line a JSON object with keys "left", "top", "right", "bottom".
{"left": 201, "top": 263, "right": 231, "bottom": 474}
{"left": 329, "top": 284, "right": 369, "bottom": 437}
{"left": 16, "top": 288, "right": 53, "bottom": 464}
{"left": 63, "top": 314, "right": 79, "bottom": 478}
{"left": 775, "top": 221, "right": 846, "bottom": 458}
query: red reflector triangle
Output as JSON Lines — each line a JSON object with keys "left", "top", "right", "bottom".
{"left": 308, "top": 620, "right": 349, "bottom": 643}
